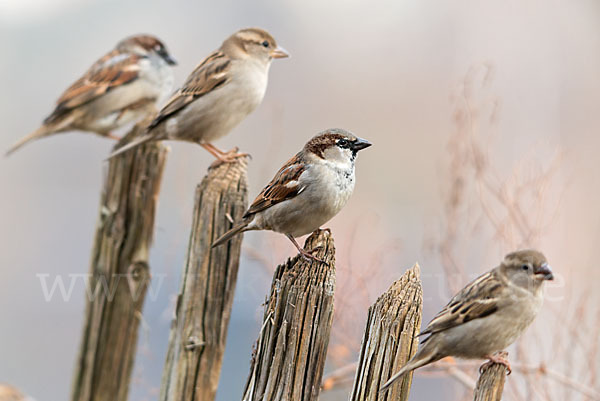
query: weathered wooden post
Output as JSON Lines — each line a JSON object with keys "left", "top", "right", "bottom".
{"left": 242, "top": 229, "right": 336, "bottom": 401}
{"left": 160, "top": 158, "right": 249, "bottom": 401}
{"left": 349, "top": 263, "right": 423, "bottom": 401}
{"left": 71, "top": 121, "right": 168, "bottom": 401}
{"left": 473, "top": 352, "right": 508, "bottom": 401}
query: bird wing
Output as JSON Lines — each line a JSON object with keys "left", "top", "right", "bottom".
{"left": 244, "top": 154, "right": 307, "bottom": 218}
{"left": 147, "top": 50, "right": 232, "bottom": 129}
{"left": 45, "top": 49, "right": 143, "bottom": 124}
{"left": 419, "top": 270, "right": 507, "bottom": 339}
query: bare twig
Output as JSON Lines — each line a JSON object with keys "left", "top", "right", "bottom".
{"left": 432, "top": 64, "right": 597, "bottom": 401}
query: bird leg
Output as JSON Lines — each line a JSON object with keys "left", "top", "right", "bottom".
{"left": 201, "top": 143, "right": 250, "bottom": 166}
{"left": 286, "top": 234, "right": 328, "bottom": 265}
{"left": 480, "top": 352, "right": 511, "bottom": 375}
{"left": 106, "top": 132, "right": 120, "bottom": 140}
{"left": 202, "top": 142, "right": 234, "bottom": 156}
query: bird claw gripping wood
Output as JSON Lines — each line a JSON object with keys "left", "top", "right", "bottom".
{"left": 298, "top": 247, "right": 329, "bottom": 265}
{"left": 480, "top": 352, "right": 511, "bottom": 375}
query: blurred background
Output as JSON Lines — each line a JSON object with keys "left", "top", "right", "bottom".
{"left": 1, "top": 0, "right": 599, "bottom": 400}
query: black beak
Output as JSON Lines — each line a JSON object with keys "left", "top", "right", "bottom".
{"left": 351, "top": 137, "right": 372, "bottom": 151}
{"left": 534, "top": 263, "right": 554, "bottom": 280}
{"left": 159, "top": 49, "right": 177, "bottom": 66}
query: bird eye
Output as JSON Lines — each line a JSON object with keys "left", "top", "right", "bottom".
{"left": 521, "top": 264, "right": 530, "bottom": 271}
{"left": 337, "top": 139, "right": 349, "bottom": 148}
{"left": 262, "top": 40, "right": 269, "bottom": 48}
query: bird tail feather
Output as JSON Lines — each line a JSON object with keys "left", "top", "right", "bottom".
{"left": 6, "top": 112, "right": 78, "bottom": 157}
{"left": 379, "top": 348, "right": 440, "bottom": 393}
{"left": 6, "top": 126, "right": 54, "bottom": 157}
{"left": 106, "top": 134, "right": 154, "bottom": 159}
{"left": 212, "top": 221, "right": 251, "bottom": 248}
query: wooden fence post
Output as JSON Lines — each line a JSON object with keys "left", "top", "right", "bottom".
{"left": 473, "top": 352, "right": 508, "bottom": 401}
{"left": 71, "top": 122, "right": 168, "bottom": 401}
{"left": 242, "top": 229, "right": 336, "bottom": 401}
{"left": 349, "top": 263, "right": 423, "bottom": 401}
{"left": 160, "top": 158, "right": 249, "bottom": 401}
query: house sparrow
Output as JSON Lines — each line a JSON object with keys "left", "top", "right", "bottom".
{"left": 107, "top": 27, "right": 289, "bottom": 162}
{"left": 380, "top": 249, "right": 554, "bottom": 393}
{"left": 212, "top": 128, "right": 371, "bottom": 261}
{"left": 6, "top": 34, "right": 176, "bottom": 156}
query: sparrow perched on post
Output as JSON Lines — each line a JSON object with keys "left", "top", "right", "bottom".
{"left": 6, "top": 34, "right": 176, "bottom": 156}
{"left": 107, "top": 27, "right": 289, "bottom": 162}
{"left": 212, "top": 128, "right": 371, "bottom": 261}
{"left": 380, "top": 249, "right": 554, "bottom": 393}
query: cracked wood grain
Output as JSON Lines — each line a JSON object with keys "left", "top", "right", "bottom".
{"left": 473, "top": 351, "right": 509, "bottom": 401}
{"left": 242, "top": 229, "right": 336, "bottom": 401}
{"left": 160, "top": 158, "right": 248, "bottom": 401}
{"left": 349, "top": 263, "right": 423, "bottom": 401}
{"left": 71, "top": 121, "right": 167, "bottom": 401}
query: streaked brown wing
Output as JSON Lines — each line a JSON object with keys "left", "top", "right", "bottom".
{"left": 45, "top": 50, "right": 142, "bottom": 124}
{"left": 419, "top": 271, "right": 505, "bottom": 339}
{"left": 148, "top": 50, "right": 231, "bottom": 129}
{"left": 244, "top": 155, "right": 307, "bottom": 218}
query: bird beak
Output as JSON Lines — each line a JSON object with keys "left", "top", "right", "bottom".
{"left": 270, "top": 46, "right": 290, "bottom": 59}
{"left": 159, "top": 49, "right": 177, "bottom": 65}
{"left": 164, "top": 54, "right": 177, "bottom": 66}
{"left": 534, "top": 263, "right": 554, "bottom": 280}
{"left": 351, "top": 137, "right": 372, "bottom": 151}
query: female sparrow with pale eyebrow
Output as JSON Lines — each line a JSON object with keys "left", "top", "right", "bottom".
{"left": 107, "top": 27, "right": 289, "bottom": 162}
{"left": 380, "top": 249, "right": 554, "bottom": 393}
{"left": 6, "top": 34, "right": 177, "bottom": 156}
{"left": 212, "top": 128, "right": 372, "bottom": 261}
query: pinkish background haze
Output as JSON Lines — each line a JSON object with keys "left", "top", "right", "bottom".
{"left": 1, "top": 0, "right": 599, "bottom": 400}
